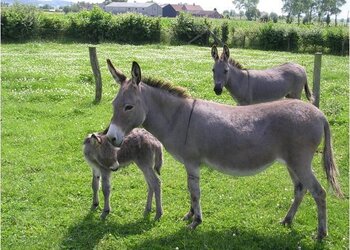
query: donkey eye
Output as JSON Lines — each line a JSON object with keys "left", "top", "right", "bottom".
{"left": 124, "top": 104, "right": 134, "bottom": 112}
{"left": 224, "top": 69, "right": 228, "bottom": 74}
{"left": 212, "top": 68, "right": 215, "bottom": 72}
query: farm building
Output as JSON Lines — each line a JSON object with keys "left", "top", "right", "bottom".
{"left": 161, "top": 4, "right": 177, "bottom": 17}
{"left": 162, "top": 4, "right": 203, "bottom": 17}
{"left": 162, "top": 4, "right": 222, "bottom": 18}
{"left": 192, "top": 9, "right": 223, "bottom": 18}
{"left": 105, "top": 2, "right": 162, "bottom": 17}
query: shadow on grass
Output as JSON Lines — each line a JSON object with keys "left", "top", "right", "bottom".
{"left": 60, "top": 211, "right": 157, "bottom": 250}
{"left": 61, "top": 211, "right": 327, "bottom": 250}
{"left": 131, "top": 226, "right": 327, "bottom": 250}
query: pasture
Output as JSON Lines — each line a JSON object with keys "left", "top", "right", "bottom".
{"left": 1, "top": 43, "right": 348, "bottom": 249}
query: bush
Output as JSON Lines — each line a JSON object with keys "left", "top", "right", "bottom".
{"left": 221, "top": 22, "right": 229, "bottom": 44}
{"left": 258, "top": 23, "right": 286, "bottom": 51}
{"left": 1, "top": 3, "right": 40, "bottom": 42}
{"left": 106, "top": 13, "right": 160, "bottom": 44}
{"left": 325, "top": 28, "right": 349, "bottom": 55}
{"left": 172, "top": 12, "right": 210, "bottom": 45}
{"left": 66, "top": 6, "right": 112, "bottom": 43}
{"left": 285, "top": 28, "right": 300, "bottom": 52}
{"left": 300, "top": 29, "right": 324, "bottom": 52}
{"left": 39, "top": 15, "right": 66, "bottom": 40}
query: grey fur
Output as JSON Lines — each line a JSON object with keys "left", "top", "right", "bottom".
{"left": 106, "top": 60, "right": 342, "bottom": 240}
{"left": 211, "top": 45, "right": 313, "bottom": 105}
{"left": 83, "top": 128, "right": 163, "bottom": 220}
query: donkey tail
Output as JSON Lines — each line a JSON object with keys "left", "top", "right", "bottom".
{"left": 323, "top": 120, "right": 343, "bottom": 197}
{"left": 304, "top": 80, "right": 314, "bottom": 103}
{"left": 154, "top": 146, "right": 163, "bottom": 176}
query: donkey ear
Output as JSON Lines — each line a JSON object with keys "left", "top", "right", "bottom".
{"left": 211, "top": 45, "right": 219, "bottom": 61}
{"left": 131, "top": 61, "right": 141, "bottom": 85}
{"left": 91, "top": 133, "right": 102, "bottom": 144}
{"left": 222, "top": 44, "right": 230, "bottom": 60}
{"left": 107, "top": 59, "right": 126, "bottom": 84}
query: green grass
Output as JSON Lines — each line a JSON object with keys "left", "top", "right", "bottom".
{"left": 1, "top": 43, "right": 348, "bottom": 249}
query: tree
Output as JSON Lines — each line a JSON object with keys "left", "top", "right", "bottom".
{"left": 282, "top": 0, "right": 313, "bottom": 24}
{"left": 233, "top": 0, "right": 259, "bottom": 20}
{"left": 331, "top": 0, "right": 346, "bottom": 25}
{"left": 232, "top": 0, "right": 246, "bottom": 19}
{"left": 260, "top": 12, "right": 269, "bottom": 22}
{"left": 282, "top": 0, "right": 293, "bottom": 23}
{"left": 270, "top": 12, "right": 278, "bottom": 22}
{"left": 239, "top": 10, "right": 245, "bottom": 19}
{"left": 223, "top": 9, "right": 237, "bottom": 18}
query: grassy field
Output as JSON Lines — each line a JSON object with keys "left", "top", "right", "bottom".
{"left": 1, "top": 43, "right": 348, "bottom": 249}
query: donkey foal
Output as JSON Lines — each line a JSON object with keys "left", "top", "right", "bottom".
{"left": 83, "top": 128, "right": 163, "bottom": 220}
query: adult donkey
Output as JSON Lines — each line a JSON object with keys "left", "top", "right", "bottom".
{"left": 106, "top": 59, "right": 342, "bottom": 240}
{"left": 211, "top": 45, "right": 313, "bottom": 105}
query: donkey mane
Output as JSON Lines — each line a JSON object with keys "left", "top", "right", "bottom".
{"left": 142, "top": 76, "right": 190, "bottom": 98}
{"left": 228, "top": 58, "right": 247, "bottom": 70}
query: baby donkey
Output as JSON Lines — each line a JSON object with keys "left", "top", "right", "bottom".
{"left": 83, "top": 128, "right": 163, "bottom": 220}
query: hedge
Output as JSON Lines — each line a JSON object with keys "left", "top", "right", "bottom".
{"left": 1, "top": 4, "right": 348, "bottom": 55}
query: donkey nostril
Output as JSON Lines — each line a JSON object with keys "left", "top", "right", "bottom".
{"left": 214, "top": 87, "right": 222, "bottom": 95}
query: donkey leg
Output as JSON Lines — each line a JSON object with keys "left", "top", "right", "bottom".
{"left": 91, "top": 168, "right": 101, "bottom": 210}
{"left": 144, "top": 180, "right": 154, "bottom": 217}
{"left": 153, "top": 175, "right": 163, "bottom": 220}
{"left": 139, "top": 164, "right": 154, "bottom": 216}
{"left": 140, "top": 163, "right": 163, "bottom": 220}
{"left": 184, "top": 162, "right": 202, "bottom": 229}
{"left": 293, "top": 165, "right": 327, "bottom": 240}
{"left": 281, "top": 168, "right": 307, "bottom": 226}
{"left": 100, "top": 170, "right": 112, "bottom": 220}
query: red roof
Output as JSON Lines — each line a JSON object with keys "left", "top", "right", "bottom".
{"left": 183, "top": 4, "right": 203, "bottom": 11}
{"left": 170, "top": 4, "right": 203, "bottom": 12}
{"left": 170, "top": 4, "right": 185, "bottom": 12}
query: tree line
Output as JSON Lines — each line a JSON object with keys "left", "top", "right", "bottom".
{"left": 229, "top": 0, "right": 347, "bottom": 25}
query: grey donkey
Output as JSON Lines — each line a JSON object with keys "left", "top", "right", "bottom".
{"left": 211, "top": 44, "right": 313, "bottom": 105}
{"left": 83, "top": 128, "right": 163, "bottom": 220}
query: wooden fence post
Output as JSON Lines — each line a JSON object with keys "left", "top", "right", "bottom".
{"left": 312, "top": 52, "right": 322, "bottom": 108}
{"left": 89, "top": 47, "right": 102, "bottom": 103}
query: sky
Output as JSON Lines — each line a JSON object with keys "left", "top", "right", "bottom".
{"left": 98, "top": 0, "right": 349, "bottom": 19}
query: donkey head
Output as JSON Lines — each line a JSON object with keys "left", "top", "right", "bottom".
{"left": 106, "top": 60, "right": 147, "bottom": 146}
{"left": 211, "top": 44, "right": 230, "bottom": 95}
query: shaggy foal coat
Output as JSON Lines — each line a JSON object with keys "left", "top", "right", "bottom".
{"left": 83, "top": 128, "right": 163, "bottom": 220}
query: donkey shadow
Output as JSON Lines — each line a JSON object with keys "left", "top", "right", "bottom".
{"left": 132, "top": 226, "right": 327, "bottom": 250}
{"left": 60, "top": 211, "right": 157, "bottom": 250}
{"left": 61, "top": 211, "right": 327, "bottom": 250}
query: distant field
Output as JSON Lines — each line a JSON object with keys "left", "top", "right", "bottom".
{"left": 1, "top": 43, "right": 348, "bottom": 249}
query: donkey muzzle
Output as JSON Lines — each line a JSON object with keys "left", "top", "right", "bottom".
{"left": 214, "top": 85, "right": 223, "bottom": 95}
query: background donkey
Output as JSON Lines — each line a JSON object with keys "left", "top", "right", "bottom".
{"left": 83, "top": 128, "right": 163, "bottom": 220}
{"left": 211, "top": 45, "right": 313, "bottom": 105}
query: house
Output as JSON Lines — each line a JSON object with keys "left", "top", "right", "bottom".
{"left": 162, "top": 3, "right": 203, "bottom": 17}
{"left": 161, "top": 4, "right": 177, "bottom": 17}
{"left": 105, "top": 2, "right": 162, "bottom": 17}
{"left": 192, "top": 9, "right": 223, "bottom": 19}
{"left": 162, "top": 4, "right": 222, "bottom": 18}
{"left": 182, "top": 3, "right": 203, "bottom": 13}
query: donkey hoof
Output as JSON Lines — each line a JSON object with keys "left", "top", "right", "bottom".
{"left": 317, "top": 230, "right": 328, "bottom": 241}
{"left": 100, "top": 210, "right": 110, "bottom": 220}
{"left": 91, "top": 203, "right": 99, "bottom": 211}
{"left": 187, "top": 221, "right": 199, "bottom": 230}
{"left": 280, "top": 217, "right": 292, "bottom": 226}
{"left": 154, "top": 212, "right": 163, "bottom": 221}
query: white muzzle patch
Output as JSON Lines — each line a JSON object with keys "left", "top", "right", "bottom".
{"left": 106, "top": 124, "right": 125, "bottom": 146}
